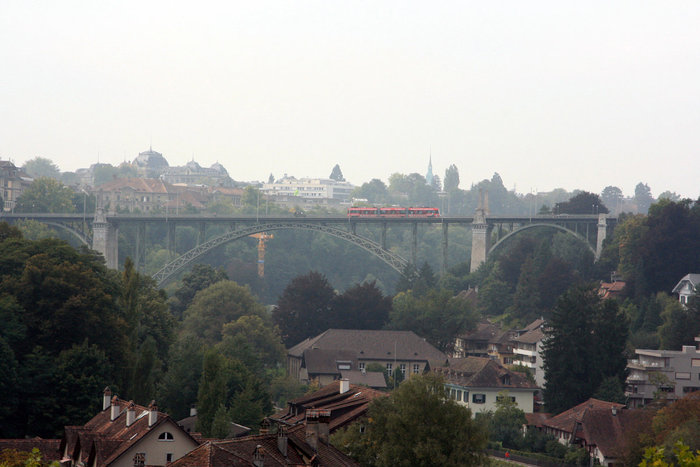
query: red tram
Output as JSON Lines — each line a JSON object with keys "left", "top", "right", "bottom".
{"left": 347, "top": 206, "right": 440, "bottom": 217}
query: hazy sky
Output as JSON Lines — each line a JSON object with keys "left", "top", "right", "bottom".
{"left": 2, "top": 1, "right": 699, "bottom": 198}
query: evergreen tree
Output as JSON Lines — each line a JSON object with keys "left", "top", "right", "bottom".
{"left": 329, "top": 164, "right": 345, "bottom": 181}
{"left": 542, "top": 284, "right": 628, "bottom": 414}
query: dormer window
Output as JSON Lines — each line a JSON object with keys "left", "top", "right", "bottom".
{"left": 158, "top": 432, "right": 174, "bottom": 441}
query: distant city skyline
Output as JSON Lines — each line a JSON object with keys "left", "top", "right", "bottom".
{"left": 2, "top": 1, "right": 699, "bottom": 199}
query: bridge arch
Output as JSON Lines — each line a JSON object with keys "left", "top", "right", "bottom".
{"left": 153, "top": 222, "right": 410, "bottom": 287}
{"left": 488, "top": 223, "right": 596, "bottom": 258}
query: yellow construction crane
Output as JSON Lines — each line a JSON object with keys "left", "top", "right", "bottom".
{"left": 249, "top": 232, "right": 273, "bottom": 277}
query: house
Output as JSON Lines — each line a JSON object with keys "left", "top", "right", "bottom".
{"left": 261, "top": 176, "right": 355, "bottom": 207}
{"left": 672, "top": 273, "right": 700, "bottom": 306}
{"left": 60, "top": 388, "right": 200, "bottom": 467}
{"left": 512, "top": 319, "right": 547, "bottom": 389}
{"left": 0, "top": 160, "right": 33, "bottom": 212}
{"left": 452, "top": 320, "right": 508, "bottom": 360}
{"left": 598, "top": 280, "right": 626, "bottom": 300}
{"left": 269, "top": 379, "right": 387, "bottom": 433}
{"left": 434, "top": 357, "right": 539, "bottom": 415}
{"left": 625, "top": 336, "right": 700, "bottom": 407}
{"left": 287, "top": 329, "right": 447, "bottom": 387}
{"left": 541, "top": 398, "right": 646, "bottom": 466}
{"left": 95, "top": 178, "right": 207, "bottom": 213}
{"left": 170, "top": 421, "right": 358, "bottom": 467}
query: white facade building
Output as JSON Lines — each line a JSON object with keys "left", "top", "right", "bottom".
{"left": 625, "top": 337, "right": 700, "bottom": 407}
{"left": 262, "top": 176, "right": 354, "bottom": 202}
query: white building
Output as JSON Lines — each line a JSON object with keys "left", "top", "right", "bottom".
{"left": 262, "top": 176, "right": 354, "bottom": 204}
{"left": 672, "top": 273, "right": 700, "bottom": 306}
{"left": 512, "top": 319, "right": 547, "bottom": 389}
{"left": 436, "top": 357, "right": 538, "bottom": 415}
{"left": 625, "top": 336, "right": 700, "bottom": 407}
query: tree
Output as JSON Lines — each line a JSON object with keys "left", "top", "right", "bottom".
{"left": 182, "top": 280, "right": 267, "bottom": 344}
{"left": 329, "top": 281, "right": 391, "bottom": 330}
{"left": 22, "top": 157, "right": 60, "bottom": 179}
{"left": 658, "top": 293, "right": 700, "bottom": 350}
{"left": 443, "top": 164, "right": 460, "bottom": 192}
{"left": 635, "top": 182, "right": 654, "bottom": 214}
{"left": 157, "top": 334, "right": 205, "bottom": 420}
{"left": 601, "top": 186, "right": 623, "bottom": 213}
{"left": 658, "top": 190, "right": 682, "bottom": 202}
{"left": 332, "top": 373, "right": 487, "bottom": 466}
{"left": 554, "top": 191, "right": 609, "bottom": 215}
{"left": 218, "top": 315, "right": 285, "bottom": 372}
{"left": 351, "top": 178, "right": 388, "bottom": 204}
{"left": 14, "top": 178, "right": 75, "bottom": 213}
{"left": 272, "top": 271, "right": 336, "bottom": 346}
{"left": 489, "top": 391, "right": 527, "bottom": 449}
{"left": 389, "top": 288, "right": 479, "bottom": 353}
{"left": 329, "top": 164, "right": 345, "bottom": 181}
{"left": 171, "top": 264, "right": 229, "bottom": 319}
{"left": 542, "top": 284, "right": 629, "bottom": 414}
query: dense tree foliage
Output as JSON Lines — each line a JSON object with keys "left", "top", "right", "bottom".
{"left": 170, "top": 264, "right": 228, "bottom": 318}
{"left": 331, "top": 373, "right": 487, "bottom": 467}
{"left": 22, "top": 157, "right": 60, "bottom": 179}
{"left": 14, "top": 177, "right": 76, "bottom": 213}
{"left": 389, "top": 288, "right": 478, "bottom": 352}
{"left": 554, "top": 191, "right": 608, "bottom": 215}
{"left": 329, "top": 164, "right": 345, "bottom": 181}
{"left": 542, "top": 284, "right": 629, "bottom": 414}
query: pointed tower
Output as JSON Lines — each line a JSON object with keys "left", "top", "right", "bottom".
{"left": 426, "top": 153, "right": 434, "bottom": 186}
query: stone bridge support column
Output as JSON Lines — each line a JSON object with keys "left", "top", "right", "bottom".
{"left": 442, "top": 223, "right": 448, "bottom": 274}
{"left": 92, "top": 208, "right": 119, "bottom": 269}
{"left": 411, "top": 223, "right": 418, "bottom": 265}
{"left": 381, "top": 222, "right": 387, "bottom": 250}
{"left": 470, "top": 222, "right": 492, "bottom": 272}
{"left": 168, "top": 223, "right": 176, "bottom": 258}
{"left": 596, "top": 214, "right": 607, "bottom": 260}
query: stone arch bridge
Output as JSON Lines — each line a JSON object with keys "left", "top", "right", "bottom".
{"left": 1, "top": 211, "right": 615, "bottom": 284}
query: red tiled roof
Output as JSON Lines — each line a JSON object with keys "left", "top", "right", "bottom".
{"left": 541, "top": 398, "right": 624, "bottom": 432}
{"left": 0, "top": 438, "right": 61, "bottom": 462}
{"left": 173, "top": 425, "right": 358, "bottom": 467}
{"left": 270, "top": 380, "right": 387, "bottom": 432}
{"left": 62, "top": 397, "right": 199, "bottom": 467}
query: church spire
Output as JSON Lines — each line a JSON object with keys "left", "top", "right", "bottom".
{"left": 426, "top": 149, "right": 434, "bottom": 186}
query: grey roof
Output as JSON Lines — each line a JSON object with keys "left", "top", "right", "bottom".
{"left": 340, "top": 370, "right": 388, "bottom": 389}
{"left": 289, "top": 329, "right": 447, "bottom": 364}
{"left": 436, "top": 357, "right": 539, "bottom": 389}
{"left": 513, "top": 327, "right": 545, "bottom": 345}
{"left": 303, "top": 348, "right": 357, "bottom": 375}
{"left": 672, "top": 274, "right": 700, "bottom": 294}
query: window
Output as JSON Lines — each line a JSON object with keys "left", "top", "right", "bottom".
{"left": 450, "top": 389, "right": 456, "bottom": 399}
{"left": 692, "top": 359, "right": 700, "bottom": 368}
{"left": 133, "top": 453, "right": 145, "bottom": 467}
{"left": 456, "top": 390, "right": 462, "bottom": 401}
{"left": 472, "top": 394, "right": 486, "bottom": 404}
{"left": 400, "top": 363, "right": 406, "bottom": 377}
{"left": 463, "top": 391, "right": 469, "bottom": 402}
{"left": 358, "top": 362, "right": 365, "bottom": 371}
{"left": 497, "top": 395, "right": 516, "bottom": 403}
{"left": 676, "top": 372, "right": 691, "bottom": 380}
{"left": 413, "top": 364, "right": 420, "bottom": 374}
{"left": 386, "top": 363, "right": 393, "bottom": 376}
{"left": 166, "top": 454, "right": 173, "bottom": 463}
{"left": 158, "top": 432, "right": 174, "bottom": 441}
{"left": 337, "top": 361, "right": 351, "bottom": 370}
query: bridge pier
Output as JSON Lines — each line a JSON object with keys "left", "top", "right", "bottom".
{"left": 381, "top": 222, "right": 387, "bottom": 250}
{"left": 442, "top": 223, "right": 448, "bottom": 274}
{"left": 198, "top": 222, "right": 206, "bottom": 245}
{"left": 596, "top": 214, "right": 607, "bottom": 260}
{"left": 168, "top": 223, "right": 176, "bottom": 258}
{"left": 470, "top": 205, "right": 492, "bottom": 272}
{"left": 92, "top": 208, "right": 119, "bottom": 269}
{"left": 136, "top": 223, "right": 146, "bottom": 271}
{"left": 412, "top": 223, "right": 418, "bottom": 266}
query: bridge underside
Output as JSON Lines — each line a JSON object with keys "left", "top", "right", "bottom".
{"left": 152, "top": 222, "right": 411, "bottom": 287}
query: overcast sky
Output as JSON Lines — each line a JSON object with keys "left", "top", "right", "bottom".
{"left": 1, "top": 1, "right": 699, "bottom": 198}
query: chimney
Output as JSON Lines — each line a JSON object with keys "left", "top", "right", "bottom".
{"left": 277, "top": 427, "right": 288, "bottom": 457}
{"left": 126, "top": 401, "right": 136, "bottom": 427}
{"left": 148, "top": 400, "right": 158, "bottom": 427}
{"left": 252, "top": 445, "right": 264, "bottom": 467}
{"left": 305, "top": 410, "right": 320, "bottom": 451}
{"left": 318, "top": 409, "right": 330, "bottom": 445}
{"left": 110, "top": 396, "right": 121, "bottom": 421}
{"left": 190, "top": 406, "right": 197, "bottom": 417}
{"left": 611, "top": 406, "right": 617, "bottom": 416}
{"left": 103, "top": 387, "right": 112, "bottom": 411}
{"left": 339, "top": 378, "right": 350, "bottom": 394}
